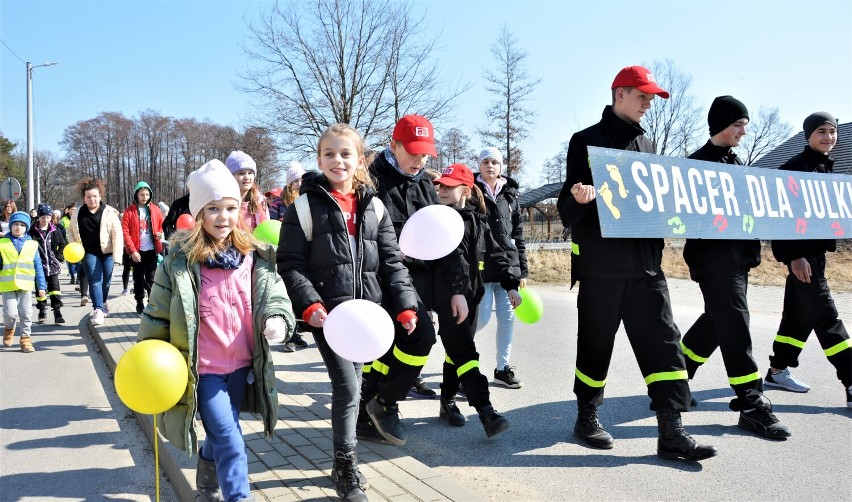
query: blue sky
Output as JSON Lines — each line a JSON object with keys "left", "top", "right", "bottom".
{"left": 2, "top": 0, "right": 850, "bottom": 187}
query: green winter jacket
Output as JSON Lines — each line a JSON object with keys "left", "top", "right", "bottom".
{"left": 137, "top": 235, "right": 294, "bottom": 455}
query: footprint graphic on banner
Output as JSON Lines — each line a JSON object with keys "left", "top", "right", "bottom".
{"left": 599, "top": 182, "right": 621, "bottom": 219}
{"left": 667, "top": 216, "right": 686, "bottom": 235}
{"left": 606, "top": 164, "right": 629, "bottom": 198}
{"left": 742, "top": 215, "right": 755, "bottom": 234}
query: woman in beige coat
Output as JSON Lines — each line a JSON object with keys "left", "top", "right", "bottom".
{"left": 68, "top": 177, "right": 122, "bottom": 326}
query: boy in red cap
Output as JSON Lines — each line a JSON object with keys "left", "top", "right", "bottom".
{"left": 556, "top": 66, "right": 717, "bottom": 461}
{"left": 358, "top": 115, "right": 440, "bottom": 446}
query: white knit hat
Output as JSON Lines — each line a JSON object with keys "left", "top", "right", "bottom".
{"left": 225, "top": 150, "right": 257, "bottom": 175}
{"left": 187, "top": 160, "right": 242, "bottom": 217}
{"left": 285, "top": 161, "right": 305, "bottom": 186}
{"left": 477, "top": 147, "right": 503, "bottom": 167}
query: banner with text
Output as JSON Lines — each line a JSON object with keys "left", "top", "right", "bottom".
{"left": 588, "top": 147, "right": 852, "bottom": 240}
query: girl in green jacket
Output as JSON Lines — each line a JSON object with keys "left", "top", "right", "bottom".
{"left": 138, "top": 159, "right": 294, "bottom": 502}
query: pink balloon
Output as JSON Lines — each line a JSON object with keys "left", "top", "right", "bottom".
{"left": 176, "top": 213, "right": 195, "bottom": 230}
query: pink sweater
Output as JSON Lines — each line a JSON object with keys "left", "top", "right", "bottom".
{"left": 197, "top": 253, "right": 255, "bottom": 375}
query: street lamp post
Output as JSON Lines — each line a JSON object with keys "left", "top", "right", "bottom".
{"left": 26, "top": 61, "right": 57, "bottom": 211}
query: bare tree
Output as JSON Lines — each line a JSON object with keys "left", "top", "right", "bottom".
{"left": 542, "top": 141, "right": 569, "bottom": 184}
{"left": 479, "top": 25, "right": 540, "bottom": 178}
{"left": 436, "top": 128, "right": 475, "bottom": 168}
{"left": 641, "top": 59, "right": 705, "bottom": 157}
{"left": 739, "top": 106, "right": 793, "bottom": 165}
{"left": 240, "top": 0, "right": 467, "bottom": 156}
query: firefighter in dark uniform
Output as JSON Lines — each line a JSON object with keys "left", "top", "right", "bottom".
{"left": 680, "top": 96, "right": 791, "bottom": 439}
{"left": 767, "top": 111, "right": 852, "bottom": 408}
{"left": 556, "top": 66, "right": 716, "bottom": 461}
{"left": 357, "top": 115, "right": 439, "bottom": 446}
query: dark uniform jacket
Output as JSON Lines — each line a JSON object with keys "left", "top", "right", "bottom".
{"left": 771, "top": 146, "right": 838, "bottom": 264}
{"left": 29, "top": 222, "right": 67, "bottom": 276}
{"left": 277, "top": 171, "right": 418, "bottom": 318}
{"left": 369, "top": 151, "right": 440, "bottom": 307}
{"left": 474, "top": 175, "right": 528, "bottom": 282}
{"left": 556, "top": 105, "right": 663, "bottom": 285}
{"left": 682, "top": 141, "right": 761, "bottom": 280}
{"left": 432, "top": 203, "right": 520, "bottom": 308}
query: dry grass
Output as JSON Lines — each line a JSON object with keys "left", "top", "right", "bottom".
{"left": 527, "top": 241, "right": 852, "bottom": 292}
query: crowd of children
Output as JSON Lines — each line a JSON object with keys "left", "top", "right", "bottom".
{"left": 3, "top": 65, "right": 848, "bottom": 501}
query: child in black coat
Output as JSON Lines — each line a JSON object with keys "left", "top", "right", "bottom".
{"left": 432, "top": 163, "right": 521, "bottom": 437}
{"left": 30, "top": 204, "right": 67, "bottom": 324}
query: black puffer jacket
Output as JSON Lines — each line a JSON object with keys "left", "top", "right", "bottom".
{"left": 162, "top": 194, "right": 190, "bottom": 240}
{"left": 682, "top": 141, "right": 761, "bottom": 280}
{"left": 29, "top": 223, "right": 67, "bottom": 276}
{"left": 771, "top": 146, "right": 838, "bottom": 264}
{"left": 369, "top": 150, "right": 440, "bottom": 306}
{"left": 277, "top": 171, "right": 418, "bottom": 318}
{"left": 556, "top": 105, "right": 663, "bottom": 285}
{"left": 432, "top": 203, "right": 520, "bottom": 308}
{"left": 474, "top": 175, "right": 528, "bottom": 281}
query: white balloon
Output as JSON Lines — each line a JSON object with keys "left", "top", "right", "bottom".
{"left": 398, "top": 205, "right": 464, "bottom": 260}
{"left": 323, "top": 299, "right": 395, "bottom": 362}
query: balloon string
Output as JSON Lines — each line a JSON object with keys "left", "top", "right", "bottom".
{"left": 154, "top": 414, "right": 160, "bottom": 502}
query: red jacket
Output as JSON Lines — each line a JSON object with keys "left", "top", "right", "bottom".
{"left": 122, "top": 203, "right": 164, "bottom": 254}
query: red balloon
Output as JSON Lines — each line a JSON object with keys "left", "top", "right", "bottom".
{"left": 176, "top": 213, "right": 195, "bottom": 230}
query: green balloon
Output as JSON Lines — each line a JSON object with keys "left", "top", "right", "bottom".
{"left": 253, "top": 219, "right": 281, "bottom": 246}
{"left": 514, "top": 288, "right": 543, "bottom": 324}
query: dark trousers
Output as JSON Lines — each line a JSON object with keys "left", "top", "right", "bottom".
{"left": 36, "top": 274, "right": 63, "bottom": 312}
{"left": 681, "top": 266, "right": 762, "bottom": 408}
{"left": 122, "top": 252, "right": 131, "bottom": 290}
{"left": 78, "top": 264, "right": 89, "bottom": 298}
{"left": 435, "top": 300, "right": 490, "bottom": 410}
{"left": 770, "top": 255, "right": 851, "bottom": 387}
{"left": 132, "top": 250, "right": 159, "bottom": 304}
{"left": 573, "top": 274, "right": 691, "bottom": 412}
{"left": 360, "top": 299, "right": 436, "bottom": 406}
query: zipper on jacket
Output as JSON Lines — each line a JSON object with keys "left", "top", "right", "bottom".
{"left": 317, "top": 186, "right": 360, "bottom": 300}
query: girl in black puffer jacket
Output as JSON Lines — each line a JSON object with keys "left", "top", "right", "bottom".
{"left": 431, "top": 163, "right": 521, "bottom": 439}
{"left": 277, "top": 124, "right": 418, "bottom": 501}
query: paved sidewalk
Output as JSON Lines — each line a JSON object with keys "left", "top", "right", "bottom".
{"left": 88, "top": 293, "right": 482, "bottom": 502}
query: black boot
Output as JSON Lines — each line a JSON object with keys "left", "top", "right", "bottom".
{"left": 477, "top": 404, "right": 509, "bottom": 438}
{"left": 37, "top": 305, "right": 47, "bottom": 324}
{"left": 439, "top": 397, "right": 466, "bottom": 427}
{"left": 656, "top": 409, "right": 718, "bottom": 461}
{"left": 574, "top": 403, "right": 614, "bottom": 449}
{"left": 196, "top": 455, "right": 225, "bottom": 502}
{"left": 332, "top": 450, "right": 368, "bottom": 501}
{"left": 54, "top": 308, "right": 65, "bottom": 324}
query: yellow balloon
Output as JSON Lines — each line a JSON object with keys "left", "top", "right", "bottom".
{"left": 115, "top": 340, "right": 188, "bottom": 415}
{"left": 63, "top": 242, "right": 85, "bottom": 263}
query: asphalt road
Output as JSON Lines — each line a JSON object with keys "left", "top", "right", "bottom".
{"left": 0, "top": 270, "right": 178, "bottom": 501}
{"left": 278, "top": 277, "right": 852, "bottom": 501}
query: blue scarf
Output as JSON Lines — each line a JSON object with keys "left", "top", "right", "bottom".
{"left": 204, "top": 246, "right": 245, "bottom": 270}
{"left": 384, "top": 148, "right": 425, "bottom": 182}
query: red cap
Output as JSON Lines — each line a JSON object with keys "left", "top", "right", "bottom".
{"left": 433, "top": 163, "right": 474, "bottom": 188}
{"left": 392, "top": 115, "right": 437, "bottom": 157}
{"left": 611, "top": 66, "right": 670, "bottom": 99}
{"left": 265, "top": 187, "right": 283, "bottom": 198}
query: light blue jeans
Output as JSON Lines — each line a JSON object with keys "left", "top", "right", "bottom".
{"left": 476, "top": 282, "right": 515, "bottom": 371}
{"left": 81, "top": 253, "right": 114, "bottom": 312}
{"left": 198, "top": 366, "right": 251, "bottom": 502}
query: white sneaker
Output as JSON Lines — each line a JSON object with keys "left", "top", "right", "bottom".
{"left": 103, "top": 303, "right": 110, "bottom": 317}
{"left": 121, "top": 289, "right": 129, "bottom": 295}
{"left": 765, "top": 368, "right": 810, "bottom": 393}
{"left": 91, "top": 309, "right": 104, "bottom": 326}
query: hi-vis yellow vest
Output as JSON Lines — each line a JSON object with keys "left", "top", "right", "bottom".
{"left": 0, "top": 239, "right": 38, "bottom": 292}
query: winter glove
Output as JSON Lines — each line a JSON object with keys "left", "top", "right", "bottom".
{"left": 263, "top": 316, "right": 290, "bottom": 343}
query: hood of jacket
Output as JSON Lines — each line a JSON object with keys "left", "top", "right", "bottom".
{"left": 134, "top": 181, "right": 153, "bottom": 205}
